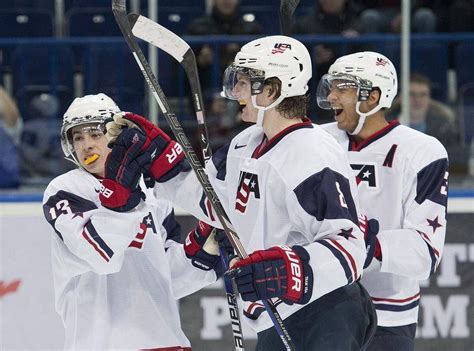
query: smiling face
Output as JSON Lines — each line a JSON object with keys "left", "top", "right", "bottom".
{"left": 326, "top": 79, "right": 361, "bottom": 132}
{"left": 70, "top": 123, "right": 110, "bottom": 177}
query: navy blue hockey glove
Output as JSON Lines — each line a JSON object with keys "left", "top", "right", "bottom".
{"left": 106, "top": 112, "right": 189, "bottom": 183}
{"left": 214, "top": 230, "right": 235, "bottom": 277}
{"left": 99, "top": 128, "right": 149, "bottom": 212}
{"left": 230, "top": 245, "right": 313, "bottom": 305}
{"left": 184, "top": 221, "right": 221, "bottom": 271}
{"left": 359, "top": 215, "right": 381, "bottom": 268}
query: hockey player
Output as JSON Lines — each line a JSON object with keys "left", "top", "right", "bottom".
{"left": 317, "top": 52, "right": 449, "bottom": 351}
{"left": 42, "top": 93, "right": 225, "bottom": 350}
{"left": 106, "top": 36, "right": 376, "bottom": 350}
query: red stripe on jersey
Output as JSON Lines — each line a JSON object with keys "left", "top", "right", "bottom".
{"left": 383, "top": 144, "right": 398, "bottom": 167}
{"left": 350, "top": 120, "right": 399, "bottom": 151}
{"left": 330, "top": 239, "right": 359, "bottom": 281}
{"left": 82, "top": 229, "right": 110, "bottom": 262}
{"left": 418, "top": 230, "right": 440, "bottom": 258}
{"left": 371, "top": 292, "right": 420, "bottom": 304}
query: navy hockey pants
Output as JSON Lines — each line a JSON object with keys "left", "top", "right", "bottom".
{"left": 365, "top": 324, "right": 417, "bottom": 351}
{"left": 255, "top": 282, "right": 377, "bottom": 351}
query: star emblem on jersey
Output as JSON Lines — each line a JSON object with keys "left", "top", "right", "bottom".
{"left": 338, "top": 228, "right": 356, "bottom": 240}
{"left": 427, "top": 216, "right": 442, "bottom": 233}
{"left": 351, "top": 164, "right": 377, "bottom": 187}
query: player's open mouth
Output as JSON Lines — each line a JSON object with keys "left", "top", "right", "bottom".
{"left": 84, "top": 154, "right": 100, "bottom": 165}
{"left": 333, "top": 107, "right": 343, "bottom": 116}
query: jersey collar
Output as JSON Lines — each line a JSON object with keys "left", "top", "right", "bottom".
{"left": 349, "top": 120, "right": 400, "bottom": 151}
{"left": 252, "top": 117, "right": 313, "bottom": 159}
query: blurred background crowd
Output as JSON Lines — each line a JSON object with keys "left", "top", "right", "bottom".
{"left": 0, "top": 0, "right": 473, "bottom": 189}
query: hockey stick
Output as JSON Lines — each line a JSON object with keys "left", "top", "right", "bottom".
{"left": 280, "top": 0, "right": 300, "bottom": 35}
{"left": 127, "top": 13, "right": 245, "bottom": 351}
{"left": 111, "top": 3, "right": 296, "bottom": 351}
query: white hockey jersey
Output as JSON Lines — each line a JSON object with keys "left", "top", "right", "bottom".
{"left": 155, "top": 119, "right": 367, "bottom": 333}
{"left": 323, "top": 120, "right": 449, "bottom": 327}
{"left": 42, "top": 168, "right": 217, "bottom": 350}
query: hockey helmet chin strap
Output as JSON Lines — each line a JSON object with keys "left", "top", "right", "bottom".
{"left": 252, "top": 95, "right": 286, "bottom": 128}
{"left": 350, "top": 100, "right": 384, "bottom": 135}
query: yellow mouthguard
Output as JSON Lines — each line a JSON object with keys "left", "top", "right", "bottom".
{"left": 84, "top": 154, "right": 99, "bottom": 165}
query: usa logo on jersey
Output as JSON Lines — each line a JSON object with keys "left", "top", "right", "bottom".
{"left": 235, "top": 171, "right": 261, "bottom": 213}
{"left": 129, "top": 212, "right": 157, "bottom": 249}
{"left": 351, "top": 164, "right": 377, "bottom": 187}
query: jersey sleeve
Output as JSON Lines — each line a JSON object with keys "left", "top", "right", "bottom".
{"left": 153, "top": 200, "right": 218, "bottom": 298}
{"left": 43, "top": 181, "right": 149, "bottom": 275}
{"left": 152, "top": 144, "right": 230, "bottom": 227}
{"left": 287, "top": 167, "right": 367, "bottom": 299}
{"left": 378, "top": 140, "right": 449, "bottom": 280}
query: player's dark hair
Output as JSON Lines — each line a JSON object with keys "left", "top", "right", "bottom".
{"left": 265, "top": 77, "right": 308, "bottom": 119}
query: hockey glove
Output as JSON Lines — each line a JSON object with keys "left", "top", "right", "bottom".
{"left": 359, "top": 215, "right": 381, "bottom": 268}
{"left": 106, "top": 112, "right": 188, "bottom": 183}
{"left": 99, "top": 128, "right": 149, "bottom": 212}
{"left": 230, "top": 245, "right": 313, "bottom": 305}
{"left": 184, "top": 221, "right": 221, "bottom": 271}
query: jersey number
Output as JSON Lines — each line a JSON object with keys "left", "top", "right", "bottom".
{"left": 49, "top": 200, "right": 72, "bottom": 220}
{"left": 335, "top": 181, "right": 348, "bottom": 208}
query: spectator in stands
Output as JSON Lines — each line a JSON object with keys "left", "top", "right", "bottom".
{"left": 388, "top": 73, "right": 469, "bottom": 173}
{"left": 186, "top": 0, "right": 262, "bottom": 96}
{"left": 0, "top": 87, "right": 22, "bottom": 188}
{"left": 357, "top": 0, "right": 437, "bottom": 33}
{"left": 446, "top": 0, "right": 474, "bottom": 32}
{"left": 20, "top": 93, "right": 74, "bottom": 181}
{"left": 293, "top": 0, "right": 365, "bottom": 122}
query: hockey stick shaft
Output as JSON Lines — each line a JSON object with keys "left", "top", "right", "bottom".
{"left": 127, "top": 14, "right": 246, "bottom": 351}
{"left": 280, "top": 0, "right": 300, "bottom": 35}
{"left": 111, "top": 3, "right": 296, "bottom": 351}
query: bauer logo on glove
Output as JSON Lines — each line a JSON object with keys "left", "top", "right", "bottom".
{"left": 230, "top": 245, "right": 314, "bottom": 305}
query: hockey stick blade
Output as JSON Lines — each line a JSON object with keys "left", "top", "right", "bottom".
{"left": 280, "top": 0, "right": 300, "bottom": 35}
{"left": 130, "top": 13, "right": 211, "bottom": 161}
{"left": 113, "top": 3, "right": 296, "bottom": 350}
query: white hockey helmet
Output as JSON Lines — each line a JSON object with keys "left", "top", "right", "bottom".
{"left": 61, "top": 93, "right": 120, "bottom": 166}
{"left": 317, "top": 51, "right": 398, "bottom": 135}
{"left": 222, "top": 35, "right": 312, "bottom": 126}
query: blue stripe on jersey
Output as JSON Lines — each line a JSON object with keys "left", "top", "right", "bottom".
{"left": 318, "top": 240, "right": 353, "bottom": 284}
{"left": 43, "top": 190, "right": 98, "bottom": 241}
{"left": 212, "top": 143, "right": 230, "bottom": 181}
{"left": 162, "top": 209, "right": 181, "bottom": 244}
{"left": 426, "top": 242, "right": 437, "bottom": 276}
{"left": 85, "top": 221, "right": 114, "bottom": 259}
{"left": 373, "top": 299, "right": 419, "bottom": 312}
{"left": 199, "top": 192, "right": 208, "bottom": 218}
{"left": 293, "top": 168, "right": 358, "bottom": 223}
{"left": 415, "top": 158, "right": 449, "bottom": 207}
